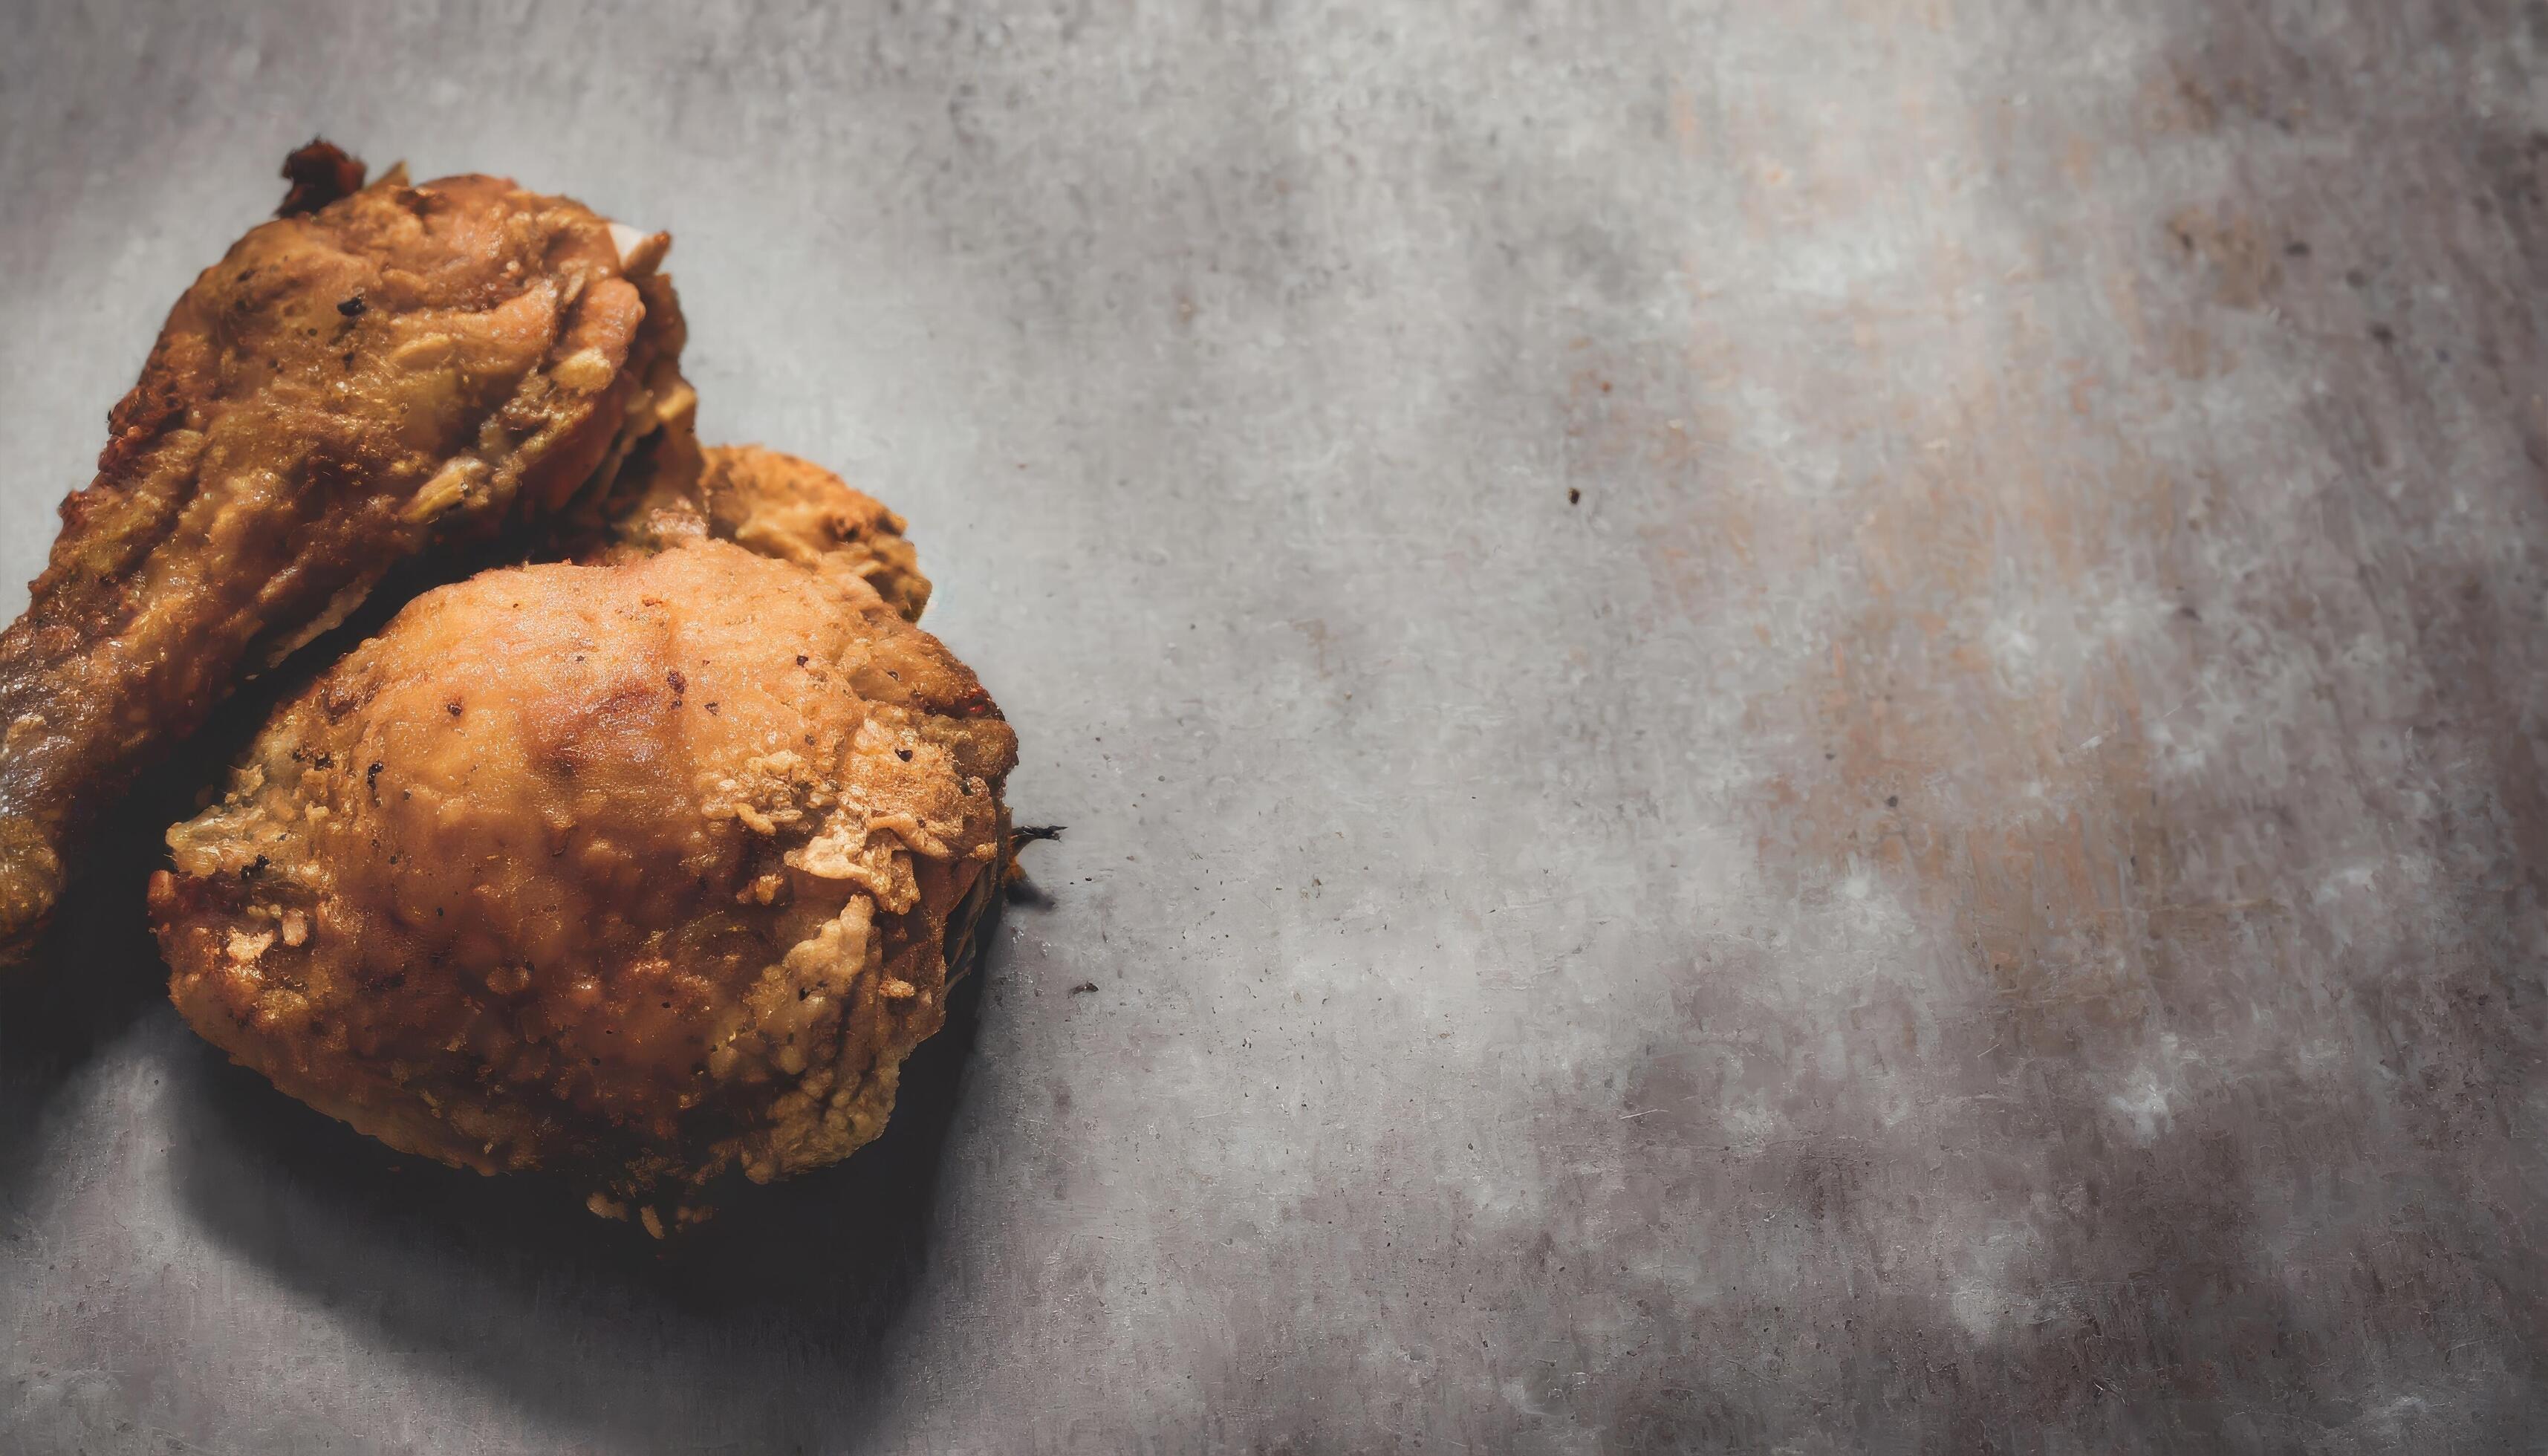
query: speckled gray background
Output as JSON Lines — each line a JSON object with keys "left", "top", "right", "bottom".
{"left": 3, "top": 0, "right": 2546, "bottom": 1451}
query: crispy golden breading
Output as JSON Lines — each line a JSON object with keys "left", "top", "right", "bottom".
{"left": 148, "top": 536, "right": 1015, "bottom": 1226}
{"left": 573, "top": 437, "right": 932, "bottom": 622}
{"left": 0, "top": 143, "right": 692, "bottom": 962}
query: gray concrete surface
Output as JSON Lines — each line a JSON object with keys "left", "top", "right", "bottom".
{"left": 2, "top": 0, "right": 2546, "bottom": 1449}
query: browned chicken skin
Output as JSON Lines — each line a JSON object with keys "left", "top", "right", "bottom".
{"left": 148, "top": 449, "right": 1013, "bottom": 1230}
{"left": 573, "top": 436, "right": 932, "bottom": 622}
{"left": 0, "top": 143, "right": 694, "bottom": 961}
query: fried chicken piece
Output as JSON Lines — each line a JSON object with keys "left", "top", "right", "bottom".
{"left": 0, "top": 143, "right": 694, "bottom": 962}
{"left": 148, "top": 499, "right": 1015, "bottom": 1226}
{"left": 575, "top": 435, "right": 932, "bottom": 621}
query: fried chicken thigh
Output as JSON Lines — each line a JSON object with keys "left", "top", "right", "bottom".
{"left": 0, "top": 143, "right": 692, "bottom": 961}
{"left": 148, "top": 455, "right": 1014, "bottom": 1228}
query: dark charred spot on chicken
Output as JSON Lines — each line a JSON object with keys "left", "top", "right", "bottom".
{"left": 276, "top": 139, "right": 368, "bottom": 218}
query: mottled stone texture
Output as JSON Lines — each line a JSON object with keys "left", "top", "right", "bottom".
{"left": 2, "top": 0, "right": 2544, "bottom": 1451}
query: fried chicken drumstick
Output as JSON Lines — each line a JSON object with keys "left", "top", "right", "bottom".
{"left": 149, "top": 446, "right": 1015, "bottom": 1230}
{"left": 0, "top": 143, "right": 693, "bottom": 962}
